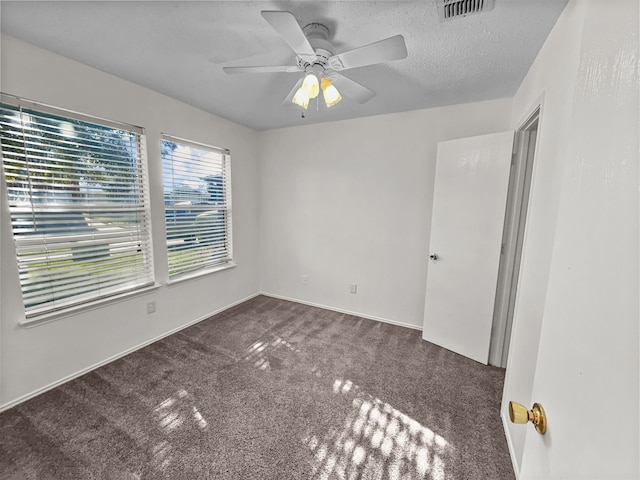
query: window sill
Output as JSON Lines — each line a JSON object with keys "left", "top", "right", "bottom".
{"left": 166, "top": 262, "right": 237, "bottom": 286}
{"left": 19, "top": 283, "right": 162, "bottom": 328}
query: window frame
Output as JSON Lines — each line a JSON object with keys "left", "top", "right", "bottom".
{"left": 0, "top": 93, "right": 157, "bottom": 324}
{"left": 161, "top": 133, "right": 234, "bottom": 283}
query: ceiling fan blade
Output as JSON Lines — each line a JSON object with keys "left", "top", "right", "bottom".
{"left": 327, "top": 72, "right": 376, "bottom": 104}
{"left": 261, "top": 11, "right": 317, "bottom": 63}
{"left": 282, "top": 78, "right": 304, "bottom": 106}
{"left": 328, "top": 35, "right": 408, "bottom": 71}
{"left": 223, "top": 65, "right": 301, "bottom": 74}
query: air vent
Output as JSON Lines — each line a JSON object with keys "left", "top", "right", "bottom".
{"left": 437, "top": 0, "right": 495, "bottom": 21}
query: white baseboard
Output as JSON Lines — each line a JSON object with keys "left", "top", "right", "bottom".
{"left": 502, "top": 412, "right": 520, "bottom": 479}
{"left": 260, "top": 291, "right": 422, "bottom": 331}
{"left": 0, "top": 292, "right": 260, "bottom": 413}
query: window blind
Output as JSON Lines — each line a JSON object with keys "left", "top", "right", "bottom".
{"left": 0, "top": 95, "right": 154, "bottom": 320}
{"left": 161, "top": 134, "right": 232, "bottom": 279}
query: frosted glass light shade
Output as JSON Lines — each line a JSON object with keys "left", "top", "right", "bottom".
{"left": 301, "top": 74, "right": 320, "bottom": 99}
{"left": 292, "top": 88, "right": 310, "bottom": 109}
{"left": 321, "top": 77, "right": 342, "bottom": 107}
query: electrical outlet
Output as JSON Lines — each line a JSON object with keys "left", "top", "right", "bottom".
{"left": 302, "top": 275, "right": 309, "bottom": 285}
{"left": 146, "top": 301, "right": 156, "bottom": 314}
{"left": 350, "top": 284, "right": 357, "bottom": 294}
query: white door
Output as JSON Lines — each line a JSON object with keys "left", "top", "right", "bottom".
{"left": 422, "top": 131, "right": 514, "bottom": 364}
{"left": 512, "top": 2, "right": 639, "bottom": 477}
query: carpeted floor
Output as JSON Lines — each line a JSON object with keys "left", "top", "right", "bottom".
{"left": 0, "top": 295, "right": 515, "bottom": 480}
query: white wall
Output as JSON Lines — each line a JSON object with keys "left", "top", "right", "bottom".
{"left": 258, "top": 100, "right": 511, "bottom": 328}
{"left": 503, "top": 0, "right": 639, "bottom": 478}
{"left": 500, "top": 0, "right": 585, "bottom": 469}
{"left": 0, "top": 35, "right": 261, "bottom": 409}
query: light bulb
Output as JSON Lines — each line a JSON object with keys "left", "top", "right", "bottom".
{"left": 301, "top": 74, "right": 320, "bottom": 99}
{"left": 321, "top": 77, "right": 342, "bottom": 108}
{"left": 292, "top": 87, "right": 309, "bottom": 109}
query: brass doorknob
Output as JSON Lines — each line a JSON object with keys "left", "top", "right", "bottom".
{"left": 509, "top": 401, "right": 547, "bottom": 435}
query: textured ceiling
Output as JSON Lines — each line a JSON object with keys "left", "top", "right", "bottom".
{"left": 0, "top": 1, "right": 567, "bottom": 131}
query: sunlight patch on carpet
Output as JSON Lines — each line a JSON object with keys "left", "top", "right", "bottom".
{"left": 154, "top": 389, "right": 209, "bottom": 433}
{"left": 244, "top": 336, "right": 301, "bottom": 371}
{"left": 151, "top": 389, "right": 211, "bottom": 471}
{"left": 303, "top": 379, "right": 450, "bottom": 480}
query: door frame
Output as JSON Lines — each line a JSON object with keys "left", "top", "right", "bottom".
{"left": 488, "top": 105, "right": 542, "bottom": 367}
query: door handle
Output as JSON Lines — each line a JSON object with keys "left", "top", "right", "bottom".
{"left": 509, "top": 401, "right": 547, "bottom": 434}
{"left": 429, "top": 253, "right": 439, "bottom": 261}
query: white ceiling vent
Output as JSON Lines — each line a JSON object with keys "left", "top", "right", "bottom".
{"left": 437, "top": 0, "right": 496, "bottom": 21}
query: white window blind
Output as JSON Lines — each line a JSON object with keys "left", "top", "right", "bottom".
{"left": 0, "top": 95, "right": 154, "bottom": 320}
{"left": 161, "top": 134, "right": 232, "bottom": 279}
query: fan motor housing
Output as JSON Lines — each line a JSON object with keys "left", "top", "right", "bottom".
{"left": 302, "top": 23, "right": 334, "bottom": 60}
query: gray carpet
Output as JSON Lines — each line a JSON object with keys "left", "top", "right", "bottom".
{"left": 0, "top": 295, "right": 515, "bottom": 479}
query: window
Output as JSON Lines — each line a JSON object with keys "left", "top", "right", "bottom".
{"left": 161, "top": 135, "right": 232, "bottom": 280}
{"left": 0, "top": 95, "right": 154, "bottom": 321}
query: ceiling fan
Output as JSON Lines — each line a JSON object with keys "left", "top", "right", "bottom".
{"left": 223, "top": 11, "right": 408, "bottom": 110}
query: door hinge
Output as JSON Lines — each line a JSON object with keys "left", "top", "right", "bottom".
{"left": 501, "top": 244, "right": 505, "bottom": 255}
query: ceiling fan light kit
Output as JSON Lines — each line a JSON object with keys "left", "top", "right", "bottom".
{"left": 223, "top": 11, "right": 408, "bottom": 115}
{"left": 292, "top": 72, "right": 342, "bottom": 110}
